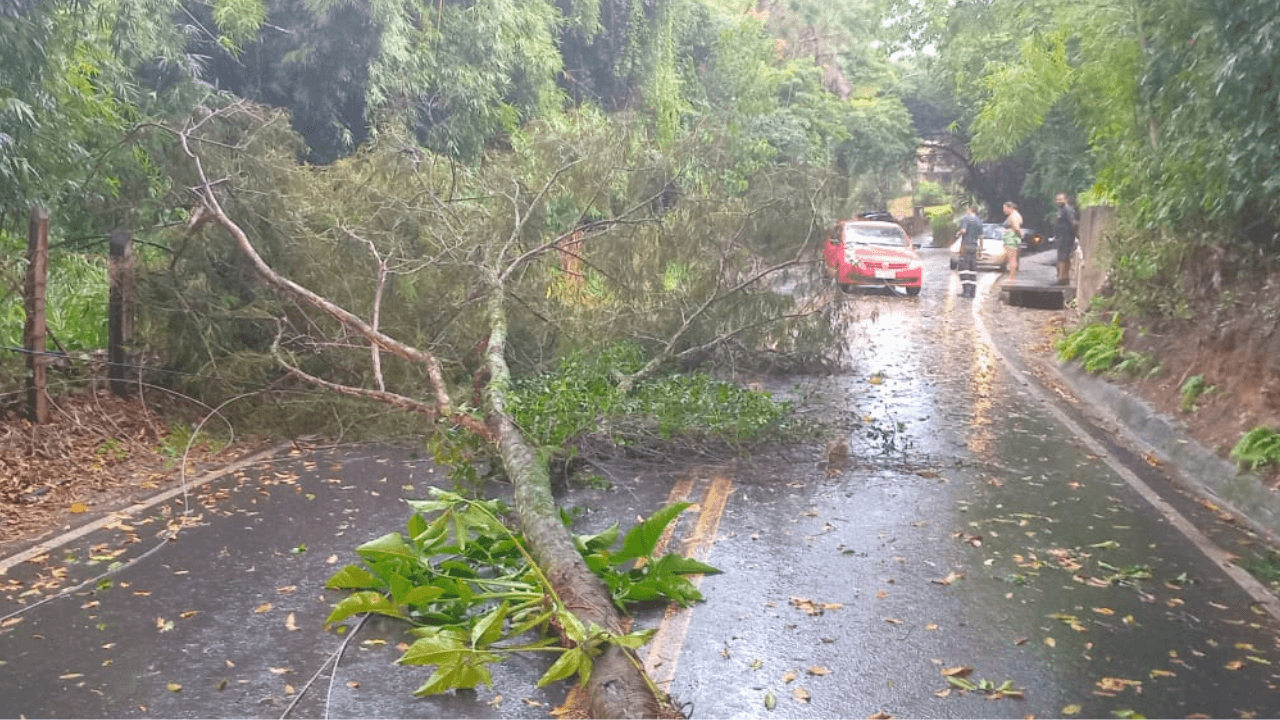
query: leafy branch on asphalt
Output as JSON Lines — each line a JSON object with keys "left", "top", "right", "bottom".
{"left": 325, "top": 489, "right": 718, "bottom": 696}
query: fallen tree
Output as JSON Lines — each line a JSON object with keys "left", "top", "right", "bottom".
{"left": 168, "top": 100, "right": 841, "bottom": 716}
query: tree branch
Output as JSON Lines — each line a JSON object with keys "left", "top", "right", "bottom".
{"left": 175, "top": 102, "right": 462, "bottom": 423}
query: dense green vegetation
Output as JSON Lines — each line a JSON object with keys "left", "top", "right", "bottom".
{"left": 3, "top": 0, "right": 918, "bottom": 417}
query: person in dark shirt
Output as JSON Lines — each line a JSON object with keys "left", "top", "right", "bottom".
{"left": 1054, "top": 193, "right": 1079, "bottom": 285}
{"left": 955, "top": 205, "right": 982, "bottom": 298}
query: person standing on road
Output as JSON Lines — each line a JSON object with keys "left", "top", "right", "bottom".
{"left": 955, "top": 205, "right": 982, "bottom": 298}
{"left": 1002, "top": 201, "right": 1023, "bottom": 283}
{"left": 1054, "top": 193, "right": 1079, "bottom": 285}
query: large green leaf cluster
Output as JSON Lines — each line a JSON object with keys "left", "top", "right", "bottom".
{"left": 325, "top": 488, "right": 716, "bottom": 696}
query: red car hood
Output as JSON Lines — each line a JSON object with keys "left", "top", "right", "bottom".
{"left": 846, "top": 244, "right": 917, "bottom": 263}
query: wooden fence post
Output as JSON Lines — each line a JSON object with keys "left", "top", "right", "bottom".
{"left": 24, "top": 206, "right": 49, "bottom": 424}
{"left": 108, "top": 230, "right": 134, "bottom": 396}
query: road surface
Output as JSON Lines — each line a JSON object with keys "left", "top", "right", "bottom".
{"left": 2, "top": 247, "right": 1279, "bottom": 718}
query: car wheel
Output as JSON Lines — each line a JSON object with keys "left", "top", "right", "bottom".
{"left": 906, "top": 286, "right": 921, "bottom": 297}
{"left": 838, "top": 283, "right": 854, "bottom": 294}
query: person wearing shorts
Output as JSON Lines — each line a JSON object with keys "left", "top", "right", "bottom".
{"left": 1002, "top": 201, "right": 1023, "bottom": 283}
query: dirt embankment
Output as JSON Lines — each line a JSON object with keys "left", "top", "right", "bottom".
{"left": 1091, "top": 254, "right": 1280, "bottom": 484}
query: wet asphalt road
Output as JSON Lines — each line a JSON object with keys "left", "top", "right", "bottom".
{"left": 646, "top": 249, "right": 1280, "bottom": 718}
{"left": 3, "top": 247, "right": 1280, "bottom": 718}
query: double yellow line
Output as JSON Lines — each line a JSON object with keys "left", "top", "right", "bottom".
{"left": 642, "top": 472, "right": 733, "bottom": 689}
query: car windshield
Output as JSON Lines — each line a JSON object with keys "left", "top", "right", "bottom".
{"left": 843, "top": 224, "right": 908, "bottom": 247}
{"left": 981, "top": 224, "right": 1005, "bottom": 239}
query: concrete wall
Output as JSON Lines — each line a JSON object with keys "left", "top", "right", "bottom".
{"left": 1075, "top": 204, "right": 1115, "bottom": 314}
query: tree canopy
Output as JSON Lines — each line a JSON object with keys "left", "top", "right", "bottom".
{"left": 889, "top": 0, "right": 1280, "bottom": 245}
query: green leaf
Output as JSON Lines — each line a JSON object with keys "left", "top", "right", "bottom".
{"left": 946, "top": 675, "right": 978, "bottom": 691}
{"left": 507, "top": 609, "right": 554, "bottom": 637}
{"left": 608, "top": 627, "right": 657, "bottom": 649}
{"left": 412, "top": 513, "right": 451, "bottom": 550}
{"left": 399, "top": 627, "right": 470, "bottom": 666}
{"left": 613, "top": 502, "right": 691, "bottom": 564}
{"left": 575, "top": 523, "right": 620, "bottom": 554}
{"left": 402, "top": 585, "right": 446, "bottom": 607}
{"left": 356, "top": 533, "right": 419, "bottom": 563}
{"left": 471, "top": 602, "right": 510, "bottom": 648}
{"left": 406, "top": 635, "right": 501, "bottom": 696}
{"left": 325, "top": 591, "right": 404, "bottom": 624}
{"left": 537, "top": 647, "right": 590, "bottom": 688}
{"left": 325, "top": 564, "right": 383, "bottom": 590}
{"left": 649, "top": 553, "right": 721, "bottom": 577}
{"left": 557, "top": 608, "right": 588, "bottom": 645}
{"left": 407, "top": 512, "right": 428, "bottom": 540}
{"left": 655, "top": 574, "right": 704, "bottom": 605}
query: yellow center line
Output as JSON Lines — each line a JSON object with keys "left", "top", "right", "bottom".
{"left": 640, "top": 475, "right": 697, "bottom": 567}
{"left": 643, "top": 473, "right": 732, "bottom": 689}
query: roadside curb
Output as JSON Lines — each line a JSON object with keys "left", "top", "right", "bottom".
{"left": 1053, "top": 359, "right": 1280, "bottom": 543}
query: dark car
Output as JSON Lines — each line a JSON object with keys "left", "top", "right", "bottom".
{"left": 1019, "top": 227, "right": 1051, "bottom": 253}
{"left": 856, "top": 210, "right": 897, "bottom": 224}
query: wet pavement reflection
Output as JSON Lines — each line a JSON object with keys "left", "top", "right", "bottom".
{"left": 657, "top": 249, "right": 1280, "bottom": 718}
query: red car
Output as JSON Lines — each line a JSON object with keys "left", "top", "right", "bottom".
{"left": 822, "top": 220, "right": 923, "bottom": 296}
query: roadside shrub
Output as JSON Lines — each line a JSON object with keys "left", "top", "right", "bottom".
{"left": 915, "top": 180, "right": 948, "bottom": 206}
{"left": 1057, "top": 315, "right": 1123, "bottom": 373}
{"left": 927, "top": 207, "right": 956, "bottom": 248}
{"left": 0, "top": 251, "right": 109, "bottom": 352}
{"left": 1179, "top": 374, "right": 1212, "bottom": 413}
{"left": 1230, "top": 427, "right": 1280, "bottom": 471}
{"left": 1110, "top": 350, "right": 1160, "bottom": 379}
{"left": 1055, "top": 314, "right": 1158, "bottom": 378}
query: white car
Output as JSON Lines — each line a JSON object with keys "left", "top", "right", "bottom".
{"left": 949, "top": 223, "right": 1011, "bottom": 271}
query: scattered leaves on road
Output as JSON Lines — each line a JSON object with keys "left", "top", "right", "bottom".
{"left": 789, "top": 596, "right": 843, "bottom": 615}
{"left": 1095, "top": 676, "right": 1141, "bottom": 695}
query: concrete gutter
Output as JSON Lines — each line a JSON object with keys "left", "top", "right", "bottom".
{"left": 1054, "top": 359, "right": 1280, "bottom": 543}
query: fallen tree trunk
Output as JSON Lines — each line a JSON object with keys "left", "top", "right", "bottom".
{"left": 483, "top": 268, "right": 666, "bottom": 718}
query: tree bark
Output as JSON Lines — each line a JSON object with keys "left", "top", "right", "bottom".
{"left": 482, "top": 268, "right": 665, "bottom": 718}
